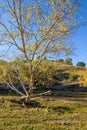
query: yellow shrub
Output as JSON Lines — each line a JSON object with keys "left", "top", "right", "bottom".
{"left": 78, "top": 70, "right": 87, "bottom": 87}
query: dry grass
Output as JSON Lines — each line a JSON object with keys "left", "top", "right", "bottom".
{"left": 0, "top": 91, "right": 87, "bottom": 130}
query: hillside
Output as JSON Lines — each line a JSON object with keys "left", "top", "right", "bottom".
{"left": 0, "top": 60, "right": 86, "bottom": 91}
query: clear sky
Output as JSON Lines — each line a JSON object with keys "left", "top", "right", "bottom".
{"left": 70, "top": 0, "right": 87, "bottom": 65}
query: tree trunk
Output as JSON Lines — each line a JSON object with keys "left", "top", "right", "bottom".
{"left": 25, "top": 72, "right": 34, "bottom": 103}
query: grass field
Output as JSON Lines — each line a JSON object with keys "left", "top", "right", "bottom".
{"left": 0, "top": 91, "right": 87, "bottom": 130}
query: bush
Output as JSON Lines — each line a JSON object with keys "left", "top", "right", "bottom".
{"left": 76, "top": 62, "right": 86, "bottom": 67}
{"left": 64, "top": 58, "right": 73, "bottom": 65}
{"left": 58, "top": 59, "right": 64, "bottom": 62}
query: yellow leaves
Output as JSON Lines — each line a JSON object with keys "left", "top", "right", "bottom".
{"left": 36, "top": 10, "right": 39, "bottom": 17}
{"left": 28, "top": 42, "right": 37, "bottom": 51}
{"left": 34, "top": 63, "right": 54, "bottom": 87}
{"left": 58, "top": 22, "right": 64, "bottom": 31}
{"left": 32, "top": 60, "right": 37, "bottom": 65}
{"left": 36, "top": 8, "right": 40, "bottom": 17}
{"left": 25, "top": 17, "right": 29, "bottom": 26}
{"left": 34, "top": 32, "right": 37, "bottom": 37}
{"left": 25, "top": 7, "right": 32, "bottom": 26}
{"left": 46, "top": 0, "right": 55, "bottom": 5}
{"left": 46, "top": 0, "right": 49, "bottom": 2}
{"left": 69, "top": 10, "right": 74, "bottom": 15}
{"left": 31, "top": 44, "right": 36, "bottom": 51}
{"left": 64, "top": 0, "right": 69, "bottom": 2}
{"left": 21, "top": 76, "right": 28, "bottom": 83}
{"left": 0, "top": 66, "right": 5, "bottom": 76}
{"left": 47, "top": 31, "right": 53, "bottom": 40}
{"left": 0, "top": 64, "right": 10, "bottom": 83}
{"left": 47, "top": 0, "right": 69, "bottom": 5}
{"left": 52, "top": 0, "right": 55, "bottom": 5}
{"left": 40, "top": 27, "right": 47, "bottom": 36}
{"left": 11, "top": 32, "right": 16, "bottom": 38}
{"left": 58, "top": 22, "right": 69, "bottom": 34}
{"left": 83, "top": 72, "right": 87, "bottom": 86}
{"left": 46, "top": 17, "right": 51, "bottom": 24}
{"left": 47, "top": 30, "right": 57, "bottom": 41}
{"left": 35, "top": 6, "right": 41, "bottom": 22}
{"left": 48, "top": 77, "right": 52, "bottom": 81}
{"left": 62, "top": 0, "right": 69, "bottom": 2}
{"left": 53, "top": 44, "right": 63, "bottom": 52}
{"left": 78, "top": 70, "right": 87, "bottom": 87}
{"left": 58, "top": 22, "right": 64, "bottom": 30}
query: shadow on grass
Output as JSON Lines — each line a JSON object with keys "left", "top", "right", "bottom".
{"left": 52, "top": 106, "right": 73, "bottom": 114}
{"left": 50, "top": 90, "right": 87, "bottom": 103}
{"left": 51, "top": 90, "right": 87, "bottom": 98}
{"left": 24, "top": 100, "right": 41, "bottom": 108}
{"left": 25, "top": 102, "right": 73, "bottom": 114}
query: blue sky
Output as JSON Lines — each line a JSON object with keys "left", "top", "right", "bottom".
{"left": 70, "top": 0, "right": 87, "bottom": 65}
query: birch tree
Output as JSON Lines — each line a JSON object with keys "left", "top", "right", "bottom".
{"left": 0, "top": 0, "right": 80, "bottom": 103}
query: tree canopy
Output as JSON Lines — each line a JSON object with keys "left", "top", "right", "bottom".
{"left": 65, "top": 58, "right": 73, "bottom": 65}
{"left": 0, "top": 0, "right": 81, "bottom": 103}
{"left": 76, "top": 61, "right": 86, "bottom": 67}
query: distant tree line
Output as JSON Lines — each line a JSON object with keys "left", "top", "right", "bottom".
{"left": 57, "top": 58, "right": 86, "bottom": 67}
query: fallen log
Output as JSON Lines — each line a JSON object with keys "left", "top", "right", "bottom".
{"left": 20, "top": 90, "right": 51, "bottom": 101}
{"left": 2, "top": 90, "right": 51, "bottom": 105}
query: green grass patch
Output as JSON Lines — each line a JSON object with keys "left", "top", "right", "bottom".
{"left": 0, "top": 91, "right": 87, "bottom": 130}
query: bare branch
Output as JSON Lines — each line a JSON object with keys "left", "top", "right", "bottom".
{"left": 13, "top": 68, "right": 28, "bottom": 95}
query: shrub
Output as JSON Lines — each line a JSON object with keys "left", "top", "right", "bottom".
{"left": 76, "top": 62, "right": 86, "bottom": 67}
